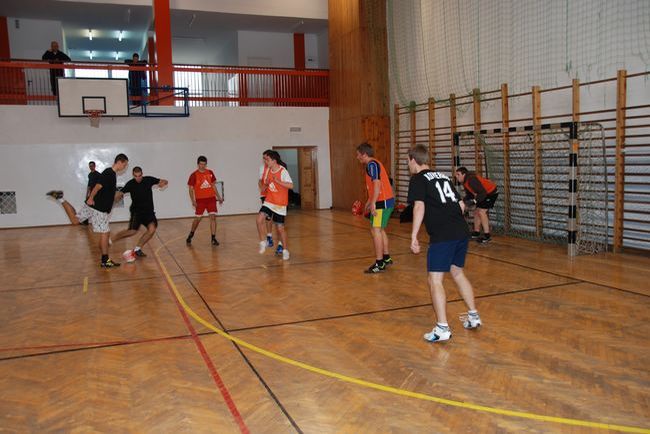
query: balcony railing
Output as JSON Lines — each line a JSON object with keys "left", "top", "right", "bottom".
{"left": 0, "top": 60, "right": 329, "bottom": 107}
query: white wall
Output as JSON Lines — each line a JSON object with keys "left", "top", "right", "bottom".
{"left": 316, "top": 31, "right": 329, "bottom": 69}
{"left": 276, "top": 149, "right": 299, "bottom": 193}
{"left": 172, "top": 32, "right": 238, "bottom": 65}
{"left": 7, "top": 18, "right": 64, "bottom": 59}
{"left": 238, "top": 31, "right": 294, "bottom": 68}
{"left": 0, "top": 106, "right": 331, "bottom": 228}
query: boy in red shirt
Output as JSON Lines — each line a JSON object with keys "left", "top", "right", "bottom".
{"left": 186, "top": 155, "right": 223, "bottom": 245}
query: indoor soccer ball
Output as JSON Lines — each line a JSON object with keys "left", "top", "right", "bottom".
{"left": 122, "top": 249, "right": 136, "bottom": 263}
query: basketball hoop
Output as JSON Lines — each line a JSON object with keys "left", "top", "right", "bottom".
{"left": 86, "top": 110, "right": 103, "bottom": 128}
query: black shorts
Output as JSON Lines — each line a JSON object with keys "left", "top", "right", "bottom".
{"left": 128, "top": 212, "right": 158, "bottom": 230}
{"left": 259, "top": 206, "right": 285, "bottom": 224}
{"left": 477, "top": 192, "right": 498, "bottom": 210}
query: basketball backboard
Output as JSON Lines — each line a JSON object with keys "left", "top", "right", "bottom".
{"left": 57, "top": 78, "right": 129, "bottom": 117}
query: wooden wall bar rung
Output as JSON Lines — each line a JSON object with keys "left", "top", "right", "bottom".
{"left": 428, "top": 97, "right": 436, "bottom": 169}
{"left": 532, "top": 85, "right": 543, "bottom": 239}
{"left": 473, "top": 88, "right": 482, "bottom": 175}
{"left": 501, "top": 83, "right": 511, "bottom": 233}
{"left": 614, "top": 70, "right": 627, "bottom": 252}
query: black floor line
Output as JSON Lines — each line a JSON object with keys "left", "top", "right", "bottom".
{"left": 308, "top": 213, "right": 650, "bottom": 299}
{"left": 227, "top": 281, "right": 581, "bottom": 333}
{"left": 183, "top": 252, "right": 412, "bottom": 278}
{"left": 0, "top": 332, "right": 213, "bottom": 363}
{"left": 155, "top": 233, "right": 303, "bottom": 434}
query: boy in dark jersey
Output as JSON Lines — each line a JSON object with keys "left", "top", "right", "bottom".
{"left": 112, "top": 166, "right": 168, "bottom": 258}
{"left": 46, "top": 153, "right": 129, "bottom": 268}
{"left": 407, "top": 145, "right": 482, "bottom": 343}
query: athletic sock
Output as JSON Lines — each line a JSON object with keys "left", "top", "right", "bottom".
{"left": 468, "top": 310, "right": 479, "bottom": 316}
{"left": 57, "top": 198, "right": 65, "bottom": 204}
{"left": 188, "top": 231, "right": 194, "bottom": 238}
{"left": 437, "top": 322, "right": 449, "bottom": 329}
{"left": 266, "top": 232, "right": 272, "bottom": 237}
{"left": 101, "top": 254, "right": 108, "bottom": 263}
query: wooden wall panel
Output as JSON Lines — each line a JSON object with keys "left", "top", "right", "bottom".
{"left": 329, "top": 0, "right": 390, "bottom": 209}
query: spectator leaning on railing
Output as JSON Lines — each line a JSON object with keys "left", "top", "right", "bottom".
{"left": 41, "top": 41, "right": 70, "bottom": 96}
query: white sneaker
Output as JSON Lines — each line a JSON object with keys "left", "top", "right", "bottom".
{"left": 282, "top": 249, "right": 290, "bottom": 260}
{"left": 423, "top": 324, "right": 452, "bottom": 342}
{"left": 258, "top": 241, "right": 266, "bottom": 254}
{"left": 460, "top": 312, "right": 482, "bottom": 329}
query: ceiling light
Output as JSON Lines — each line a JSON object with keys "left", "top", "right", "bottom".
{"left": 118, "top": 31, "right": 123, "bottom": 42}
{"left": 89, "top": 50, "right": 93, "bottom": 60}
{"left": 88, "top": 29, "right": 93, "bottom": 40}
{"left": 115, "top": 51, "right": 119, "bottom": 61}
{"left": 188, "top": 13, "right": 196, "bottom": 28}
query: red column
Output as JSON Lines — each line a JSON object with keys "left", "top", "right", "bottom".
{"left": 0, "top": 16, "right": 27, "bottom": 104}
{"left": 293, "top": 33, "right": 305, "bottom": 70}
{"left": 152, "top": 0, "right": 173, "bottom": 105}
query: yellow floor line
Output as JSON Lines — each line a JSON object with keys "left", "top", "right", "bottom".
{"left": 83, "top": 276, "right": 88, "bottom": 294}
{"left": 153, "top": 242, "right": 650, "bottom": 433}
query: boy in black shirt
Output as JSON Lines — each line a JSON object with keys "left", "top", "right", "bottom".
{"left": 113, "top": 166, "right": 168, "bottom": 257}
{"left": 46, "top": 153, "right": 129, "bottom": 268}
{"left": 407, "top": 145, "right": 482, "bottom": 343}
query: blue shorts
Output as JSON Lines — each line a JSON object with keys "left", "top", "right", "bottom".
{"left": 427, "top": 238, "right": 469, "bottom": 272}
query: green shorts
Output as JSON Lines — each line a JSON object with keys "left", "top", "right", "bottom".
{"left": 370, "top": 207, "right": 393, "bottom": 229}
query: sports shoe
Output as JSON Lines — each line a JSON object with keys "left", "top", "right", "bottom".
{"left": 259, "top": 240, "right": 266, "bottom": 254}
{"left": 478, "top": 235, "right": 492, "bottom": 244}
{"left": 211, "top": 237, "right": 220, "bottom": 246}
{"left": 470, "top": 231, "right": 481, "bottom": 240}
{"left": 186, "top": 234, "right": 193, "bottom": 245}
{"left": 282, "top": 249, "right": 290, "bottom": 260}
{"left": 101, "top": 259, "right": 121, "bottom": 268}
{"left": 383, "top": 256, "right": 394, "bottom": 267}
{"left": 364, "top": 261, "right": 386, "bottom": 274}
{"left": 45, "top": 190, "right": 63, "bottom": 200}
{"left": 423, "top": 324, "right": 452, "bottom": 342}
{"left": 134, "top": 249, "right": 146, "bottom": 257}
{"left": 460, "top": 312, "right": 482, "bottom": 329}
{"left": 275, "top": 243, "right": 284, "bottom": 256}
{"left": 266, "top": 235, "right": 274, "bottom": 247}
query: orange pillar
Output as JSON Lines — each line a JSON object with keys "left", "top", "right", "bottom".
{"left": 0, "top": 16, "right": 27, "bottom": 105}
{"left": 152, "top": 0, "right": 173, "bottom": 104}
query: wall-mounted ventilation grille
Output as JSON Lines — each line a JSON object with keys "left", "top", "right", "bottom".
{"left": 0, "top": 192, "right": 17, "bottom": 214}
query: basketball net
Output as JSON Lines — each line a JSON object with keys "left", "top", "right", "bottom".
{"left": 86, "top": 110, "right": 102, "bottom": 128}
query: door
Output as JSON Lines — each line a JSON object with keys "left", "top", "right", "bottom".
{"left": 298, "top": 147, "right": 318, "bottom": 210}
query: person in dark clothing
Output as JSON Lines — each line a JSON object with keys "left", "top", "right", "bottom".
{"left": 46, "top": 154, "right": 129, "bottom": 268}
{"left": 455, "top": 167, "right": 499, "bottom": 244}
{"left": 42, "top": 41, "right": 70, "bottom": 96}
{"left": 408, "top": 145, "right": 482, "bottom": 343}
{"left": 112, "top": 166, "right": 168, "bottom": 258}
{"left": 126, "top": 53, "right": 147, "bottom": 99}
{"left": 87, "top": 161, "right": 101, "bottom": 199}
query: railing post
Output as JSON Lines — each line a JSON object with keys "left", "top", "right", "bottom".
{"left": 614, "top": 70, "right": 627, "bottom": 252}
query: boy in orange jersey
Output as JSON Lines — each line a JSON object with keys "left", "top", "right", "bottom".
{"left": 256, "top": 151, "right": 293, "bottom": 260}
{"left": 356, "top": 142, "right": 395, "bottom": 274}
{"left": 186, "top": 155, "right": 223, "bottom": 246}
{"left": 454, "top": 167, "right": 498, "bottom": 244}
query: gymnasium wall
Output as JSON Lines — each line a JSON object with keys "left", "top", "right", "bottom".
{"left": 0, "top": 106, "right": 331, "bottom": 228}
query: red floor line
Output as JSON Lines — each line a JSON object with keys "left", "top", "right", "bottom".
{"left": 0, "top": 334, "right": 192, "bottom": 353}
{"left": 154, "top": 256, "right": 250, "bottom": 434}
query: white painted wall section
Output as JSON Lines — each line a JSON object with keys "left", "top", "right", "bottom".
{"left": 0, "top": 106, "right": 331, "bottom": 228}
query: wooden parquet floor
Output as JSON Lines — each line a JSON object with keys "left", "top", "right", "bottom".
{"left": 1, "top": 210, "right": 649, "bottom": 433}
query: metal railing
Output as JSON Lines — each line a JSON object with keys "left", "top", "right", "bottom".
{"left": 0, "top": 60, "right": 329, "bottom": 107}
